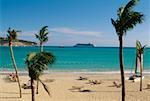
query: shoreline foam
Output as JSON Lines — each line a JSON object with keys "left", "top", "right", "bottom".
{"left": 0, "top": 70, "right": 150, "bottom": 75}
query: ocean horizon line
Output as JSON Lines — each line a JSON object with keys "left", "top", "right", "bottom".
{"left": 1, "top": 45, "right": 150, "bottom": 48}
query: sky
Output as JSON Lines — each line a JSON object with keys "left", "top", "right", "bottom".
{"left": 0, "top": 0, "right": 150, "bottom": 47}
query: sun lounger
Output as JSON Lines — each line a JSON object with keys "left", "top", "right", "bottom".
{"left": 69, "top": 86, "right": 92, "bottom": 92}
{"left": 88, "top": 80, "right": 102, "bottom": 85}
{"left": 22, "top": 80, "right": 32, "bottom": 89}
{"left": 113, "top": 81, "right": 121, "bottom": 88}
{"left": 80, "top": 89, "right": 92, "bottom": 92}
{"left": 69, "top": 86, "right": 84, "bottom": 91}
{"left": 133, "top": 76, "right": 144, "bottom": 82}
{"left": 77, "top": 76, "right": 88, "bottom": 80}
{"left": 22, "top": 84, "right": 31, "bottom": 89}
{"left": 128, "top": 74, "right": 144, "bottom": 82}
{"left": 8, "top": 73, "right": 17, "bottom": 82}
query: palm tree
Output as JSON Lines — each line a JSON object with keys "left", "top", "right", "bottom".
{"left": 7, "top": 28, "right": 22, "bottom": 98}
{"left": 111, "top": 0, "right": 144, "bottom": 101}
{"left": 35, "top": 26, "right": 49, "bottom": 94}
{"left": 25, "top": 52, "right": 55, "bottom": 101}
{"left": 136, "top": 40, "right": 146, "bottom": 91}
{"left": 35, "top": 26, "right": 49, "bottom": 52}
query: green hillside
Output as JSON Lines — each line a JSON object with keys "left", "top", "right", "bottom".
{"left": 0, "top": 37, "right": 37, "bottom": 46}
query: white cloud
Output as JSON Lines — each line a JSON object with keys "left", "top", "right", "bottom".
{"left": 2, "top": 27, "right": 103, "bottom": 37}
{"left": 20, "top": 31, "right": 37, "bottom": 37}
{"left": 50, "top": 27, "right": 102, "bottom": 37}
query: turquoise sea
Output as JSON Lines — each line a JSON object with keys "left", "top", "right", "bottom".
{"left": 0, "top": 46, "right": 150, "bottom": 72}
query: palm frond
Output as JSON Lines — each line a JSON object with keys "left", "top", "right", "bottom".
{"left": 141, "top": 45, "right": 146, "bottom": 54}
{"left": 39, "top": 79, "right": 51, "bottom": 96}
{"left": 111, "top": 18, "right": 122, "bottom": 36}
{"left": 35, "top": 34, "right": 39, "bottom": 39}
{"left": 136, "top": 40, "right": 142, "bottom": 49}
{"left": 7, "top": 27, "right": 11, "bottom": 34}
{"left": 41, "top": 26, "right": 48, "bottom": 31}
{"left": 111, "top": 18, "right": 116, "bottom": 28}
{"left": 41, "top": 52, "right": 55, "bottom": 65}
{"left": 136, "top": 40, "right": 146, "bottom": 54}
{"left": 36, "top": 26, "right": 49, "bottom": 44}
{"left": 39, "top": 26, "right": 48, "bottom": 36}
{"left": 121, "top": 12, "right": 144, "bottom": 33}
{"left": 111, "top": 0, "right": 144, "bottom": 36}
{"left": 25, "top": 52, "right": 55, "bottom": 80}
{"left": 26, "top": 52, "right": 37, "bottom": 61}
{"left": 43, "top": 32, "right": 49, "bottom": 37}
{"left": 7, "top": 28, "right": 20, "bottom": 40}
{"left": 42, "top": 37, "right": 48, "bottom": 43}
{"left": 142, "top": 45, "right": 147, "bottom": 49}
{"left": 117, "top": 7, "right": 124, "bottom": 18}
{"left": 123, "top": 0, "right": 139, "bottom": 15}
{"left": 11, "top": 32, "right": 17, "bottom": 40}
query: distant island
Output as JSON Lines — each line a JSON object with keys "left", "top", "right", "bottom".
{"left": 0, "top": 37, "right": 37, "bottom": 46}
{"left": 73, "top": 43, "right": 95, "bottom": 47}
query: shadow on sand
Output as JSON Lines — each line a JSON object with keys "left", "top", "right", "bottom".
{"left": 0, "top": 96, "right": 20, "bottom": 99}
{"left": 0, "top": 91, "right": 30, "bottom": 99}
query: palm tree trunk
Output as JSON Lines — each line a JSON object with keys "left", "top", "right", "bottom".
{"left": 9, "top": 44, "right": 22, "bottom": 98}
{"left": 40, "top": 42, "right": 43, "bottom": 52}
{"left": 140, "top": 54, "right": 143, "bottom": 91}
{"left": 119, "top": 36, "right": 125, "bottom": 101}
{"left": 36, "top": 80, "right": 39, "bottom": 94}
{"left": 135, "top": 52, "right": 138, "bottom": 74}
{"left": 31, "top": 78, "right": 35, "bottom": 101}
{"left": 36, "top": 43, "right": 43, "bottom": 94}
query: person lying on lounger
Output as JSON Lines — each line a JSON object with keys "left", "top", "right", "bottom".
{"left": 113, "top": 81, "right": 121, "bottom": 88}
{"left": 22, "top": 79, "right": 33, "bottom": 89}
{"left": 8, "top": 73, "right": 17, "bottom": 82}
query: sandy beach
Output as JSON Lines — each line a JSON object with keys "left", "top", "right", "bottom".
{"left": 0, "top": 73, "right": 150, "bottom": 101}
